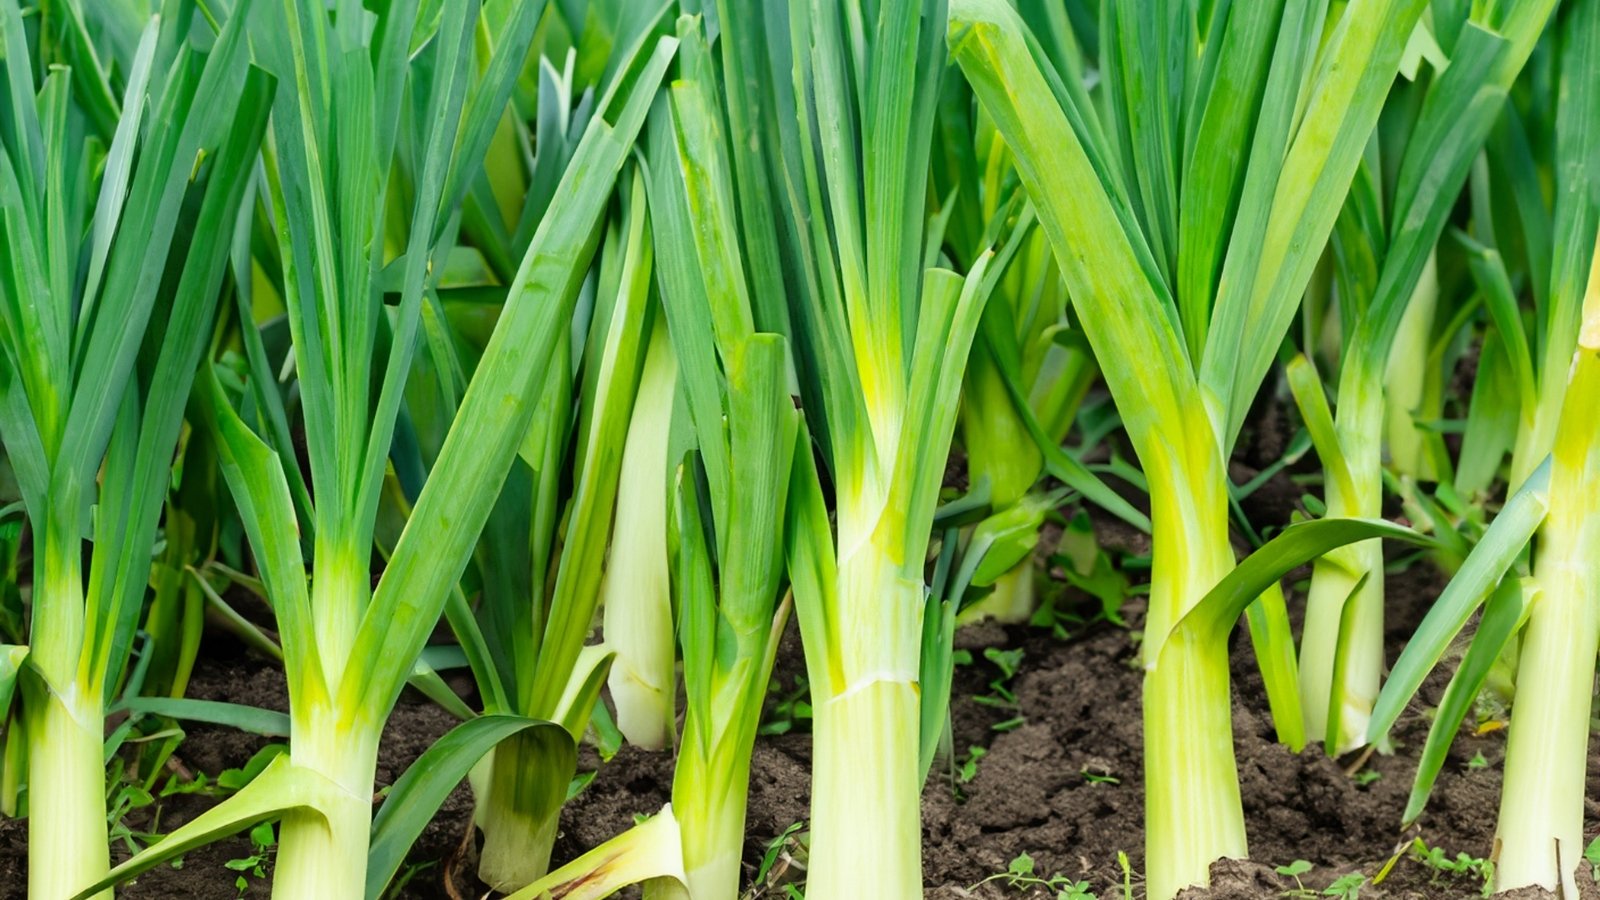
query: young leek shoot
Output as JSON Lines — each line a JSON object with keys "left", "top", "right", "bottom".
{"left": 472, "top": 158, "right": 657, "bottom": 893}
{"left": 645, "top": 21, "right": 800, "bottom": 895}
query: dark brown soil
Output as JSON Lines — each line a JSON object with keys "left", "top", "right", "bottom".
{"left": 2, "top": 545, "right": 1596, "bottom": 898}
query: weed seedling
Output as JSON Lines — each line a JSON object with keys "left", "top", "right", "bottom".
{"left": 1352, "top": 769, "right": 1382, "bottom": 787}
{"left": 976, "top": 647, "right": 1027, "bottom": 732}
{"left": 977, "top": 852, "right": 1099, "bottom": 898}
{"left": 1276, "top": 860, "right": 1314, "bottom": 898}
{"left": 1409, "top": 838, "right": 1493, "bottom": 896}
{"left": 224, "top": 821, "right": 276, "bottom": 896}
{"left": 1323, "top": 873, "right": 1366, "bottom": 899}
{"left": 957, "top": 746, "right": 988, "bottom": 784}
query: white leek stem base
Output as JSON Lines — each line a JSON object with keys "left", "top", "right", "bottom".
{"left": 1493, "top": 550, "right": 1598, "bottom": 895}
{"left": 27, "top": 688, "right": 110, "bottom": 900}
{"left": 270, "top": 728, "right": 379, "bottom": 900}
{"left": 1144, "top": 633, "right": 1247, "bottom": 900}
{"left": 665, "top": 742, "right": 750, "bottom": 900}
{"left": 1297, "top": 545, "right": 1384, "bottom": 753}
{"left": 642, "top": 849, "right": 738, "bottom": 900}
{"left": 476, "top": 737, "right": 564, "bottom": 894}
{"left": 806, "top": 678, "right": 923, "bottom": 900}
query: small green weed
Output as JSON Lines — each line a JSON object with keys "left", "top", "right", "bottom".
{"left": 976, "top": 853, "right": 1097, "bottom": 899}
{"left": 224, "top": 821, "right": 276, "bottom": 897}
{"left": 1409, "top": 838, "right": 1493, "bottom": 896}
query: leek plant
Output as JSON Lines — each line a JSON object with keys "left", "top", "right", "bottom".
{"left": 0, "top": 4, "right": 268, "bottom": 896}
{"left": 1287, "top": 0, "right": 1554, "bottom": 753}
{"left": 768, "top": 1, "right": 1013, "bottom": 895}
{"left": 466, "top": 160, "right": 657, "bottom": 893}
{"left": 1367, "top": 2, "right": 1600, "bottom": 892}
{"left": 515, "top": 1, "right": 1001, "bottom": 890}
{"left": 377, "top": 8, "right": 680, "bottom": 889}
{"left": 949, "top": 1, "right": 1432, "bottom": 895}
{"left": 73, "top": 4, "right": 677, "bottom": 898}
{"left": 475, "top": 20, "right": 809, "bottom": 899}
{"left": 644, "top": 22, "right": 798, "bottom": 897}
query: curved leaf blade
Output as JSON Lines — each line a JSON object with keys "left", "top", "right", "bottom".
{"left": 1403, "top": 576, "right": 1529, "bottom": 824}
{"left": 117, "top": 697, "right": 290, "bottom": 737}
{"left": 366, "top": 715, "right": 572, "bottom": 900}
{"left": 70, "top": 756, "right": 341, "bottom": 899}
{"left": 1174, "top": 517, "right": 1431, "bottom": 645}
{"left": 1367, "top": 458, "right": 1551, "bottom": 741}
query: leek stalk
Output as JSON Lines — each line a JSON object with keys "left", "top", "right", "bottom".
{"left": 1493, "top": 342, "right": 1600, "bottom": 894}
{"left": 949, "top": 1, "right": 1427, "bottom": 894}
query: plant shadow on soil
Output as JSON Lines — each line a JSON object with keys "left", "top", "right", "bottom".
{"left": 1, "top": 520, "right": 1597, "bottom": 899}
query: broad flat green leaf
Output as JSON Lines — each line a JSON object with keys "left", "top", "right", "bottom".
{"left": 117, "top": 697, "right": 291, "bottom": 737}
{"left": 552, "top": 645, "right": 616, "bottom": 741}
{"left": 1459, "top": 235, "right": 1537, "bottom": 415}
{"left": 77, "top": 19, "right": 159, "bottom": 335}
{"left": 1455, "top": 324, "right": 1518, "bottom": 497}
{"left": 70, "top": 757, "right": 343, "bottom": 899}
{"left": 958, "top": 493, "right": 1057, "bottom": 593}
{"left": 784, "top": 425, "right": 841, "bottom": 699}
{"left": 646, "top": 90, "right": 732, "bottom": 512}
{"left": 366, "top": 716, "right": 571, "bottom": 900}
{"left": 716, "top": 335, "right": 796, "bottom": 645}
{"left": 1402, "top": 576, "right": 1528, "bottom": 824}
{"left": 340, "top": 36, "right": 678, "bottom": 721}
{"left": 201, "top": 370, "right": 320, "bottom": 708}
{"left": 1172, "top": 517, "right": 1431, "bottom": 645}
{"left": 1367, "top": 459, "right": 1551, "bottom": 740}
